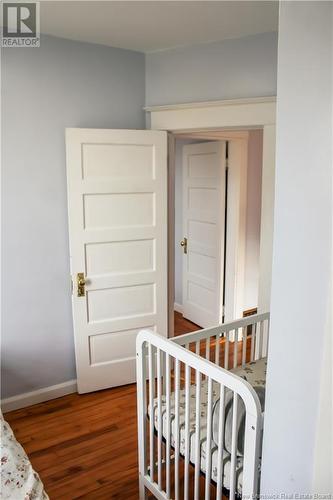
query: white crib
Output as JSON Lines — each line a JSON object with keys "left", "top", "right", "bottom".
{"left": 136, "top": 312, "right": 270, "bottom": 500}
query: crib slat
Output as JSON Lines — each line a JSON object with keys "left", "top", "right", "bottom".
{"left": 259, "top": 320, "right": 264, "bottom": 358}
{"left": 165, "top": 353, "right": 171, "bottom": 498}
{"left": 205, "top": 377, "right": 213, "bottom": 500}
{"left": 224, "top": 330, "right": 230, "bottom": 369}
{"left": 161, "top": 350, "right": 165, "bottom": 402}
{"left": 148, "top": 343, "right": 154, "bottom": 483}
{"left": 215, "top": 334, "right": 220, "bottom": 366}
{"left": 265, "top": 317, "right": 270, "bottom": 357}
{"left": 242, "top": 327, "right": 247, "bottom": 366}
{"left": 216, "top": 385, "right": 226, "bottom": 500}
{"left": 205, "top": 338, "right": 210, "bottom": 360}
{"left": 156, "top": 348, "right": 162, "bottom": 489}
{"left": 194, "top": 369, "right": 201, "bottom": 500}
{"left": 229, "top": 392, "right": 239, "bottom": 500}
{"left": 261, "top": 320, "right": 267, "bottom": 358}
{"left": 254, "top": 320, "right": 261, "bottom": 360}
{"left": 233, "top": 329, "right": 238, "bottom": 368}
{"left": 250, "top": 323, "right": 256, "bottom": 361}
{"left": 184, "top": 364, "right": 190, "bottom": 500}
{"left": 174, "top": 359, "right": 180, "bottom": 500}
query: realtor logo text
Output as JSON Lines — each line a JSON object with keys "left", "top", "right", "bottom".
{"left": 1, "top": 2, "right": 40, "bottom": 47}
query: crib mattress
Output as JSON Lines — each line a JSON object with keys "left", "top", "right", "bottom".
{"left": 152, "top": 357, "right": 267, "bottom": 494}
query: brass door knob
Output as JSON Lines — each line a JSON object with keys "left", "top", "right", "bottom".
{"left": 180, "top": 237, "right": 188, "bottom": 254}
{"left": 77, "top": 272, "right": 86, "bottom": 297}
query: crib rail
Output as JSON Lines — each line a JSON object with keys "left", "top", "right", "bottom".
{"left": 172, "top": 312, "right": 270, "bottom": 370}
{"left": 136, "top": 314, "right": 269, "bottom": 500}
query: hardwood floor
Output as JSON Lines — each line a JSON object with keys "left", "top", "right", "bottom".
{"left": 4, "top": 312, "right": 253, "bottom": 499}
{"left": 173, "top": 311, "right": 201, "bottom": 336}
{"left": 4, "top": 313, "right": 204, "bottom": 500}
{"left": 5, "top": 384, "right": 139, "bottom": 499}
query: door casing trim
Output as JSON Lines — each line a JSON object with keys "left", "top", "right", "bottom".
{"left": 147, "top": 97, "right": 276, "bottom": 335}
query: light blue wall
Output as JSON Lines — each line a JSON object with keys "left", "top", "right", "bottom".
{"left": 1, "top": 35, "right": 145, "bottom": 398}
{"left": 2, "top": 31, "right": 278, "bottom": 400}
{"left": 146, "top": 32, "right": 278, "bottom": 106}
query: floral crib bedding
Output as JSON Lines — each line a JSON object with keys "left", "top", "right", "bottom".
{"left": 1, "top": 412, "right": 48, "bottom": 500}
{"left": 152, "top": 357, "right": 267, "bottom": 494}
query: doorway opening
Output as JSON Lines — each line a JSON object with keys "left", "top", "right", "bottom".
{"left": 169, "top": 129, "right": 263, "bottom": 337}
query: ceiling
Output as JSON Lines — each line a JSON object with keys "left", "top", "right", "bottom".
{"left": 40, "top": 1, "right": 279, "bottom": 53}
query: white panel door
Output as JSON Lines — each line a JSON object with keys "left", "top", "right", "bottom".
{"left": 182, "top": 141, "right": 226, "bottom": 328}
{"left": 66, "top": 128, "right": 168, "bottom": 393}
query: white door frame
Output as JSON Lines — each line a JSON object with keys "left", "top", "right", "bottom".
{"left": 146, "top": 97, "right": 276, "bottom": 336}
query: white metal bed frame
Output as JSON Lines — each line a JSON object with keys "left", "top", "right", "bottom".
{"left": 136, "top": 312, "right": 270, "bottom": 500}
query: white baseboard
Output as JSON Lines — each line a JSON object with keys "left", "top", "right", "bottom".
{"left": 174, "top": 302, "right": 183, "bottom": 314}
{"left": 1, "top": 379, "right": 77, "bottom": 413}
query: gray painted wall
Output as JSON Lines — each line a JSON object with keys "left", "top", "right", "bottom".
{"left": 261, "top": 1, "right": 332, "bottom": 492}
{"left": 1, "top": 35, "right": 145, "bottom": 399}
{"left": 146, "top": 32, "right": 278, "bottom": 106}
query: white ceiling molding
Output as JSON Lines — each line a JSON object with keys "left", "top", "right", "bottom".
{"left": 144, "top": 96, "right": 277, "bottom": 112}
{"left": 146, "top": 97, "right": 277, "bottom": 131}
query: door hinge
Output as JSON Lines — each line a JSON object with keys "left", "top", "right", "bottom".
{"left": 221, "top": 304, "right": 226, "bottom": 323}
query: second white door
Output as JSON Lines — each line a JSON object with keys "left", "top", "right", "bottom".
{"left": 182, "top": 141, "right": 227, "bottom": 328}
